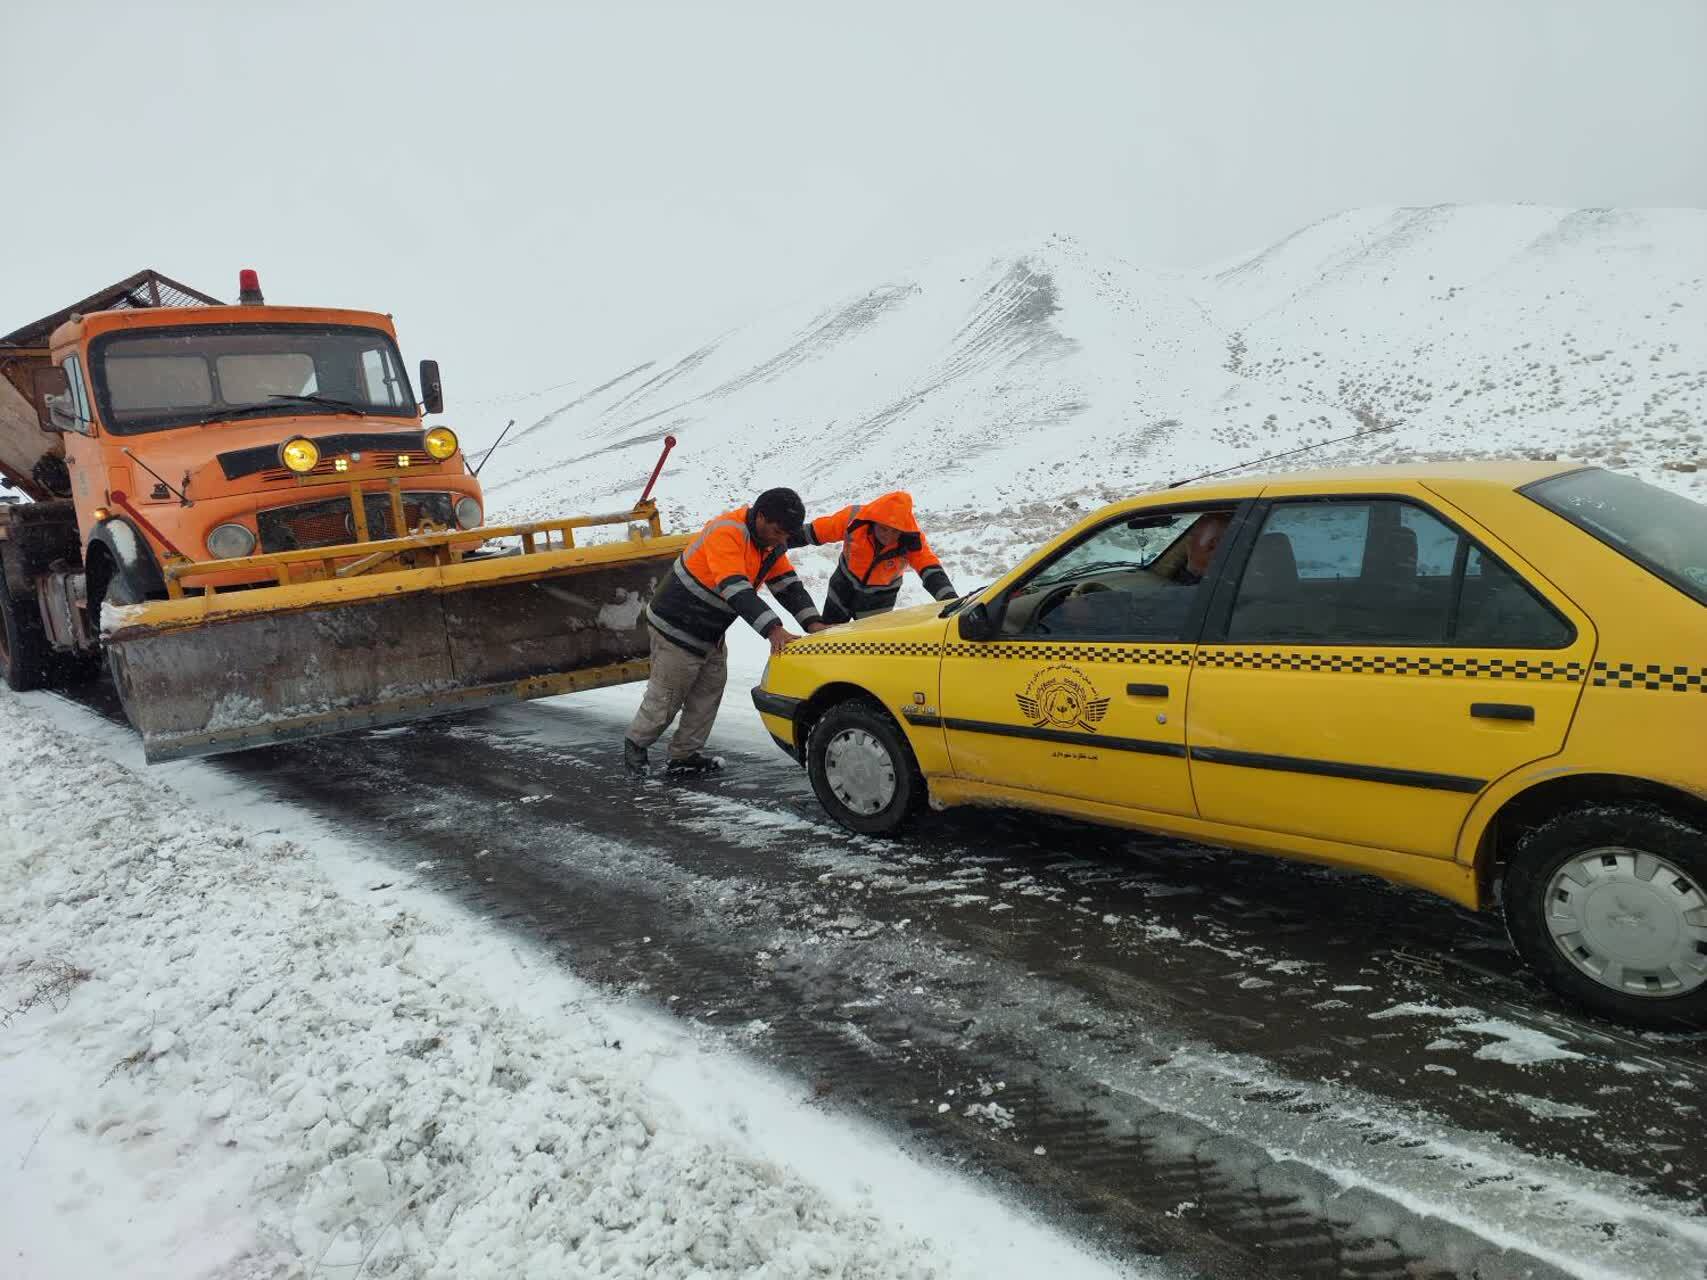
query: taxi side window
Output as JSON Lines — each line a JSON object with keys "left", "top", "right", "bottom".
{"left": 1454, "top": 547, "right": 1573, "bottom": 647}
{"left": 1227, "top": 498, "right": 1570, "bottom": 648}
{"left": 1002, "top": 507, "right": 1233, "bottom": 641}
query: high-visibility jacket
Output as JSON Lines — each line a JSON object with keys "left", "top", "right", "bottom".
{"left": 647, "top": 505, "right": 821, "bottom": 657}
{"left": 794, "top": 491, "right": 957, "bottom": 624}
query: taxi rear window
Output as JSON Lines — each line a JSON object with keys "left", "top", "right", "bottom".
{"left": 1525, "top": 468, "right": 1707, "bottom": 606}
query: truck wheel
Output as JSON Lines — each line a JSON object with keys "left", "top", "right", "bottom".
{"left": 52, "top": 648, "right": 102, "bottom": 687}
{"left": 0, "top": 586, "right": 52, "bottom": 692}
{"left": 806, "top": 700, "right": 926, "bottom": 836}
{"left": 1503, "top": 804, "right": 1707, "bottom": 1029}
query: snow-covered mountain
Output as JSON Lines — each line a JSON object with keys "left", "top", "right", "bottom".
{"left": 472, "top": 205, "right": 1706, "bottom": 532}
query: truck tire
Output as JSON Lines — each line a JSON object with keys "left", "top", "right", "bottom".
{"left": 1504, "top": 803, "right": 1707, "bottom": 1029}
{"left": 0, "top": 584, "right": 52, "bottom": 692}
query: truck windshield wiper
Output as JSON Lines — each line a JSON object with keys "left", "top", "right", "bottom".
{"left": 267, "top": 394, "right": 368, "bottom": 414}
{"left": 175, "top": 403, "right": 293, "bottom": 428}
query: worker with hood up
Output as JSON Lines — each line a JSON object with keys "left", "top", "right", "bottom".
{"left": 793, "top": 491, "right": 958, "bottom": 625}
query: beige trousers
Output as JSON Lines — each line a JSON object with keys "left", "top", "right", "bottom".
{"left": 625, "top": 631, "right": 728, "bottom": 760}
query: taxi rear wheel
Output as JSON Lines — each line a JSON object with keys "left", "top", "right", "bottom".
{"left": 807, "top": 700, "right": 924, "bottom": 836}
{"left": 1504, "top": 804, "right": 1707, "bottom": 1029}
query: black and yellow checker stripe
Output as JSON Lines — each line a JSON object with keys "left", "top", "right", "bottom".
{"left": 789, "top": 640, "right": 941, "bottom": 658}
{"left": 1592, "top": 661, "right": 1707, "bottom": 693}
{"left": 786, "top": 640, "right": 1703, "bottom": 694}
{"left": 940, "top": 642, "right": 1195, "bottom": 665}
{"left": 1194, "top": 650, "right": 1587, "bottom": 681}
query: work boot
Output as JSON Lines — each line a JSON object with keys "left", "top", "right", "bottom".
{"left": 665, "top": 752, "right": 723, "bottom": 776}
{"left": 623, "top": 739, "right": 649, "bottom": 776}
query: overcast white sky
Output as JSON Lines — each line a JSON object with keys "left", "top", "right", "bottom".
{"left": 3, "top": 1, "right": 1703, "bottom": 419}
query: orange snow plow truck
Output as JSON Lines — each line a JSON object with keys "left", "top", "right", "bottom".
{"left": 0, "top": 269, "right": 686, "bottom": 762}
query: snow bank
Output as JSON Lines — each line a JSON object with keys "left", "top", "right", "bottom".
{"left": 0, "top": 691, "right": 1135, "bottom": 1279}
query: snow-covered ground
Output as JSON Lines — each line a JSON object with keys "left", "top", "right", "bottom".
{"left": 0, "top": 690, "right": 1141, "bottom": 1279}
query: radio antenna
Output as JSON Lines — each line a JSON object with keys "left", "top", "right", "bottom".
{"left": 471, "top": 419, "right": 516, "bottom": 478}
{"left": 1165, "top": 421, "right": 1395, "bottom": 490}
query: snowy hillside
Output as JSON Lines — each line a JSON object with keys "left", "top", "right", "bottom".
{"left": 470, "top": 205, "right": 1706, "bottom": 532}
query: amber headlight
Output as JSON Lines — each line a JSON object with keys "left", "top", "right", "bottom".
{"left": 424, "top": 427, "right": 459, "bottom": 460}
{"left": 206, "top": 523, "right": 257, "bottom": 559}
{"left": 279, "top": 437, "right": 320, "bottom": 473}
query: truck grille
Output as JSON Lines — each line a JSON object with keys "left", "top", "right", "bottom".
{"left": 216, "top": 431, "right": 429, "bottom": 482}
{"left": 257, "top": 449, "right": 433, "bottom": 483}
{"left": 257, "top": 492, "right": 456, "bottom": 553}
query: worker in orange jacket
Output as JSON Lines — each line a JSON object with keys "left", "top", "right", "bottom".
{"left": 626, "top": 487, "right": 827, "bottom": 776}
{"left": 793, "top": 491, "right": 958, "bottom": 625}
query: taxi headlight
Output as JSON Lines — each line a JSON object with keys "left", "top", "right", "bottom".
{"left": 454, "top": 496, "right": 482, "bottom": 530}
{"left": 424, "top": 426, "right": 459, "bottom": 460}
{"left": 206, "top": 522, "right": 257, "bottom": 559}
{"left": 279, "top": 437, "right": 320, "bottom": 473}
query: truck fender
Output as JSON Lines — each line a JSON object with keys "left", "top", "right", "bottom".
{"left": 87, "top": 517, "right": 166, "bottom": 609}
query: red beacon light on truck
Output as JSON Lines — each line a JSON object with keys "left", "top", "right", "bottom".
{"left": 237, "top": 269, "right": 265, "bottom": 306}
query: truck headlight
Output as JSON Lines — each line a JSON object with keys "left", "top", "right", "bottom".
{"left": 454, "top": 497, "right": 482, "bottom": 530}
{"left": 279, "top": 437, "right": 320, "bottom": 473}
{"left": 424, "top": 427, "right": 459, "bottom": 460}
{"left": 206, "top": 523, "right": 257, "bottom": 559}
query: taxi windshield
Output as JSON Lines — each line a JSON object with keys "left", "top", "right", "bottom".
{"left": 1526, "top": 468, "right": 1707, "bottom": 606}
{"left": 89, "top": 323, "right": 416, "bottom": 435}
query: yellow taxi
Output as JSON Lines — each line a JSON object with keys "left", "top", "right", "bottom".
{"left": 752, "top": 463, "right": 1707, "bottom": 1027}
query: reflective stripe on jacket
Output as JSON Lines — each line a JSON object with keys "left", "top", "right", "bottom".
{"left": 647, "top": 505, "right": 820, "bottom": 656}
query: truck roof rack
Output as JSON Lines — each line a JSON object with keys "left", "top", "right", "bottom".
{"left": 0, "top": 269, "right": 222, "bottom": 351}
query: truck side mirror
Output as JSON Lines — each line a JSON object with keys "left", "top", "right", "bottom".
{"left": 419, "top": 360, "right": 443, "bottom": 415}
{"left": 31, "top": 366, "right": 74, "bottom": 432}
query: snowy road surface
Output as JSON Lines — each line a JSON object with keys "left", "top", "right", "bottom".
{"left": 0, "top": 688, "right": 1138, "bottom": 1280}
{"left": 5, "top": 628, "right": 1707, "bottom": 1277}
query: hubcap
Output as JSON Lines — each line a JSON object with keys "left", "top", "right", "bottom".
{"left": 823, "top": 728, "right": 897, "bottom": 817}
{"left": 1545, "top": 846, "right": 1707, "bottom": 997}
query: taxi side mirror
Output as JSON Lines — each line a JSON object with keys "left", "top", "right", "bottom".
{"left": 419, "top": 360, "right": 444, "bottom": 415}
{"left": 958, "top": 601, "right": 999, "bottom": 642}
{"left": 31, "top": 365, "right": 74, "bottom": 432}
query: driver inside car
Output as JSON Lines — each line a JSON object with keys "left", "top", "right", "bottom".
{"left": 1044, "top": 511, "right": 1231, "bottom": 636}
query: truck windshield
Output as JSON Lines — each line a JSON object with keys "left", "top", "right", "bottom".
{"left": 88, "top": 323, "right": 416, "bottom": 435}
{"left": 1525, "top": 468, "right": 1707, "bottom": 606}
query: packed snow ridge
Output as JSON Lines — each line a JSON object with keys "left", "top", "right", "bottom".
{"left": 471, "top": 204, "right": 1706, "bottom": 531}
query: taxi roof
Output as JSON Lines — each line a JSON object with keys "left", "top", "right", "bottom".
{"left": 1136, "top": 458, "right": 1584, "bottom": 507}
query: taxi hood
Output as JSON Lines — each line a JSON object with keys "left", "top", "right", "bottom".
{"left": 813, "top": 597, "right": 948, "bottom": 638}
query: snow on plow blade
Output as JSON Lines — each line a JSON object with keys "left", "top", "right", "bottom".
{"left": 105, "top": 513, "right": 690, "bottom": 763}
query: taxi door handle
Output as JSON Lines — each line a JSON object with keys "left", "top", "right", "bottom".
{"left": 1472, "top": 702, "right": 1534, "bottom": 722}
{"left": 1127, "top": 683, "right": 1169, "bottom": 698}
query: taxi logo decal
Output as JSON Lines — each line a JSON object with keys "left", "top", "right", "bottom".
{"left": 1016, "top": 665, "right": 1110, "bottom": 733}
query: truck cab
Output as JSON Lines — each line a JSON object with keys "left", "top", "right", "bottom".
{"left": 1, "top": 269, "right": 480, "bottom": 685}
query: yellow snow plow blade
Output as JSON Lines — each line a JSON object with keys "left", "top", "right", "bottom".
{"left": 105, "top": 505, "right": 689, "bottom": 763}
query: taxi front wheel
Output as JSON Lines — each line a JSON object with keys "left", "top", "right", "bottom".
{"left": 1503, "top": 804, "right": 1707, "bottom": 1029}
{"left": 807, "top": 701, "right": 925, "bottom": 836}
